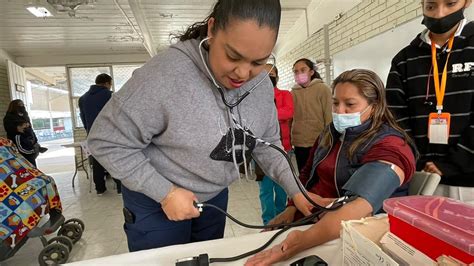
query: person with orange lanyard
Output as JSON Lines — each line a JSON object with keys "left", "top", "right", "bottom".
{"left": 386, "top": 0, "right": 474, "bottom": 204}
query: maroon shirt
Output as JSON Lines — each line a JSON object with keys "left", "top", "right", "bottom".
{"left": 289, "top": 135, "right": 415, "bottom": 205}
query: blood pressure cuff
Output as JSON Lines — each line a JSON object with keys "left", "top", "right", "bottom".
{"left": 341, "top": 161, "right": 400, "bottom": 213}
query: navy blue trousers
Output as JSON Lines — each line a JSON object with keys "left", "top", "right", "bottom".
{"left": 121, "top": 186, "right": 228, "bottom": 251}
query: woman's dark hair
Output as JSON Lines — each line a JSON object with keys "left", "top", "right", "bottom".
{"left": 178, "top": 0, "right": 281, "bottom": 42}
{"left": 293, "top": 58, "right": 322, "bottom": 80}
{"left": 319, "top": 69, "right": 418, "bottom": 160}
{"left": 7, "top": 99, "right": 24, "bottom": 113}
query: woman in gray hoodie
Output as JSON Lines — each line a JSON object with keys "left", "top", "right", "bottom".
{"left": 87, "top": 0, "right": 315, "bottom": 251}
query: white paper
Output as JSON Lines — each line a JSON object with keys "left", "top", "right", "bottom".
{"left": 429, "top": 123, "right": 449, "bottom": 144}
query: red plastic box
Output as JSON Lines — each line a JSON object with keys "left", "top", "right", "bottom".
{"left": 383, "top": 196, "right": 474, "bottom": 264}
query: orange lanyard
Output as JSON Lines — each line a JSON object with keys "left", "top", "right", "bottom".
{"left": 431, "top": 35, "right": 455, "bottom": 113}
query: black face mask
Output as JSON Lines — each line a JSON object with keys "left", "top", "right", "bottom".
{"left": 17, "top": 106, "right": 26, "bottom": 114}
{"left": 269, "top": 76, "right": 277, "bottom": 87}
{"left": 422, "top": 8, "right": 464, "bottom": 34}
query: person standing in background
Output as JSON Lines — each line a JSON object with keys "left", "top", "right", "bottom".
{"left": 386, "top": 0, "right": 473, "bottom": 204}
{"left": 3, "top": 99, "right": 47, "bottom": 166}
{"left": 291, "top": 58, "right": 332, "bottom": 171}
{"left": 257, "top": 64, "right": 293, "bottom": 225}
{"left": 86, "top": 0, "right": 314, "bottom": 251}
{"left": 79, "top": 73, "right": 122, "bottom": 195}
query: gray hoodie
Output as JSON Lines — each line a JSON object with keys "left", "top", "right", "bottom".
{"left": 87, "top": 38, "right": 300, "bottom": 203}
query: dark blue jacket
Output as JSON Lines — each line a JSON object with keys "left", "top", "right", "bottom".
{"left": 78, "top": 85, "right": 112, "bottom": 133}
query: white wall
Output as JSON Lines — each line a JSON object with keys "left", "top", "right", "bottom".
{"left": 0, "top": 49, "right": 15, "bottom": 137}
{"left": 7, "top": 60, "right": 27, "bottom": 104}
{"left": 332, "top": 7, "right": 474, "bottom": 83}
{"left": 276, "top": 0, "right": 361, "bottom": 57}
{"left": 333, "top": 17, "right": 424, "bottom": 83}
{"left": 276, "top": 1, "right": 424, "bottom": 91}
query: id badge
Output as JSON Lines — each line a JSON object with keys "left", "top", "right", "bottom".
{"left": 428, "top": 113, "right": 450, "bottom": 144}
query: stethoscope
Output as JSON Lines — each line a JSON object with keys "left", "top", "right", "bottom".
{"left": 173, "top": 37, "right": 358, "bottom": 266}
{"left": 197, "top": 36, "right": 338, "bottom": 212}
{"left": 198, "top": 37, "right": 276, "bottom": 109}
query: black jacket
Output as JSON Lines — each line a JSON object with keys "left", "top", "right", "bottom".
{"left": 78, "top": 85, "right": 112, "bottom": 133}
{"left": 386, "top": 20, "right": 474, "bottom": 186}
{"left": 3, "top": 111, "right": 37, "bottom": 143}
{"left": 14, "top": 132, "right": 37, "bottom": 156}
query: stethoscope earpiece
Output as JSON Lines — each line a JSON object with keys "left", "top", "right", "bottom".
{"left": 198, "top": 37, "right": 277, "bottom": 109}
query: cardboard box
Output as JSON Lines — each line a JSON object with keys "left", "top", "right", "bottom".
{"left": 380, "top": 231, "right": 436, "bottom": 266}
{"left": 341, "top": 215, "right": 399, "bottom": 266}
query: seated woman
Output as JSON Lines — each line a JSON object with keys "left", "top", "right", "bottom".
{"left": 245, "top": 69, "right": 417, "bottom": 265}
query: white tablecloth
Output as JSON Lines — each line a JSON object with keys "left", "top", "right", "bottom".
{"left": 67, "top": 225, "right": 342, "bottom": 265}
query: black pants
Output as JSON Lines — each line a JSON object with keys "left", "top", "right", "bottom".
{"left": 89, "top": 156, "right": 121, "bottom": 193}
{"left": 22, "top": 153, "right": 37, "bottom": 167}
{"left": 294, "top": 146, "right": 312, "bottom": 172}
{"left": 122, "top": 186, "right": 228, "bottom": 251}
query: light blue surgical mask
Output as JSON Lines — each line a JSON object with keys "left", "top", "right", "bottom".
{"left": 332, "top": 106, "right": 371, "bottom": 134}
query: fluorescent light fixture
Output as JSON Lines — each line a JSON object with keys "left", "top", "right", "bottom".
{"left": 26, "top": 6, "right": 53, "bottom": 17}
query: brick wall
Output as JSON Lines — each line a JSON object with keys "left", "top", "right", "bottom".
{"left": 277, "top": 0, "right": 423, "bottom": 91}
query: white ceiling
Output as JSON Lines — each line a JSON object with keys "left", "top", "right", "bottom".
{"left": 0, "top": 0, "right": 313, "bottom": 62}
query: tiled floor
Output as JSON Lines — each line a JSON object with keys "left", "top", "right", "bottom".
{"left": 1, "top": 139, "right": 265, "bottom": 265}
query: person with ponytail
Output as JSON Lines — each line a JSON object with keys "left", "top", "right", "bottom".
{"left": 246, "top": 69, "right": 416, "bottom": 265}
{"left": 87, "top": 0, "right": 314, "bottom": 251}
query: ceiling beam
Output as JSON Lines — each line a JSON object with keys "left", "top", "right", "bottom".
{"left": 25, "top": 68, "right": 56, "bottom": 85}
{"left": 128, "top": 0, "right": 157, "bottom": 57}
{"left": 16, "top": 53, "right": 150, "bottom": 67}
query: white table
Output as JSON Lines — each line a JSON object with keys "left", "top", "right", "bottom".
{"left": 62, "top": 142, "right": 91, "bottom": 192}
{"left": 67, "top": 225, "right": 342, "bottom": 265}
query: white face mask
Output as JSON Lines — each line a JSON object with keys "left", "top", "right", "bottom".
{"left": 332, "top": 106, "right": 371, "bottom": 133}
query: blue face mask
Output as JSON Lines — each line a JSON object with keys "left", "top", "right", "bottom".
{"left": 332, "top": 106, "right": 371, "bottom": 133}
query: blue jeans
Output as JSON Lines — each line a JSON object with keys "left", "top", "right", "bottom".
{"left": 258, "top": 176, "right": 287, "bottom": 225}
{"left": 121, "top": 186, "right": 228, "bottom": 251}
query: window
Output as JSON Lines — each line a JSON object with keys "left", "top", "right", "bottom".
{"left": 32, "top": 119, "right": 51, "bottom": 130}
{"left": 68, "top": 64, "right": 142, "bottom": 128}
{"left": 69, "top": 67, "right": 111, "bottom": 128}
{"left": 52, "top": 118, "right": 64, "bottom": 127}
{"left": 113, "top": 64, "right": 142, "bottom": 91}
